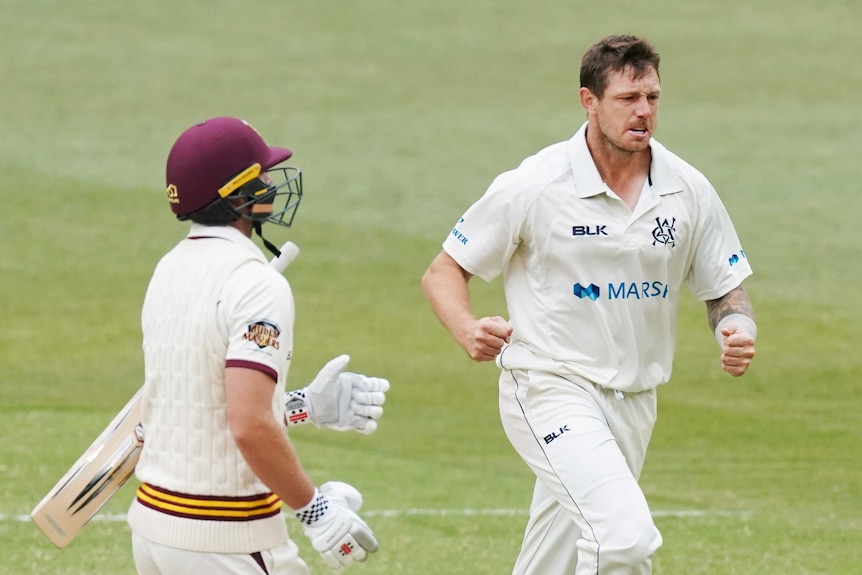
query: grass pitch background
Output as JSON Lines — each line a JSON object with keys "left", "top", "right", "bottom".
{"left": 1, "top": 1, "right": 860, "bottom": 573}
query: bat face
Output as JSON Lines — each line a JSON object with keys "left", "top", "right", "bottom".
{"left": 31, "top": 391, "right": 143, "bottom": 548}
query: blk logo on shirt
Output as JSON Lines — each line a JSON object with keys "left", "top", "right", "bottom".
{"left": 572, "top": 225, "right": 608, "bottom": 236}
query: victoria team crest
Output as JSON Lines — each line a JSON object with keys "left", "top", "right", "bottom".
{"left": 651, "top": 217, "right": 676, "bottom": 247}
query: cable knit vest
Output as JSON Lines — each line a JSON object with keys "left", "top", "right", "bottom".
{"left": 127, "top": 238, "right": 289, "bottom": 552}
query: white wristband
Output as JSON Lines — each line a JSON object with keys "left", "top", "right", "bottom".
{"left": 714, "top": 314, "right": 757, "bottom": 348}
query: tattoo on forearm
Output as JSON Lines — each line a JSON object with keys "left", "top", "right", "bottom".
{"left": 706, "top": 286, "right": 755, "bottom": 331}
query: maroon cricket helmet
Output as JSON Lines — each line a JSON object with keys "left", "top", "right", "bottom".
{"left": 165, "top": 117, "right": 293, "bottom": 217}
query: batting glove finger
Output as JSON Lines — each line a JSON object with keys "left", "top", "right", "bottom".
{"left": 304, "top": 355, "right": 352, "bottom": 427}
{"left": 360, "top": 420, "right": 378, "bottom": 435}
{"left": 353, "top": 375, "right": 390, "bottom": 394}
{"left": 349, "top": 376, "right": 388, "bottom": 422}
{"left": 326, "top": 418, "right": 379, "bottom": 435}
{"left": 333, "top": 373, "right": 389, "bottom": 432}
{"left": 352, "top": 403, "right": 384, "bottom": 420}
{"left": 352, "top": 388, "right": 387, "bottom": 407}
{"left": 310, "top": 356, "right": 352, "bottom": 394}
{"left": 354, "top": 418, "right": 379, "bottom": 435}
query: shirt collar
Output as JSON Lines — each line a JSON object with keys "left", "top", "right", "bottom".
{"left": 186, "top": 223, "right": 268, "bottom": 262}
{"left": 567, "top": 121, "right": 684, "bottom": 198}
{"left": 645, "top": 138, "right": 685, "bottom": 196}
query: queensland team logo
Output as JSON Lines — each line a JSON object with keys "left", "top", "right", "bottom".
{"left": 651, "top": 217, "right": 676, "bottom": 247}
{"left": 166, "top": 184, "right": 179, "bottom": 204}
{"left": 242, "top": 321, "right": 281, "bottom": 349}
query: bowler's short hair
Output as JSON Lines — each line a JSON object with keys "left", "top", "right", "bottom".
{"left": 580, "top": 35, "right": 661, "bottom": 99}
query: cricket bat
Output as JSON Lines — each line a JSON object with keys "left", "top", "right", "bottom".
{"left": 31, "top": 390, "right": 144, "bottom": 548}
{"left": 30, "top": 241, "right": 300, "bottom": 548}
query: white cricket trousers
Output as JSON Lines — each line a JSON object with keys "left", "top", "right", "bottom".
{"left": 499, "top": 369, "right": 663, "bottom": 575}
{"left": 132, "top": 533, "right": 310, "bottom": 575}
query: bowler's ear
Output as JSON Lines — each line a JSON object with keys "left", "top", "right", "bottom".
{"left": 579, "top": 87, "right": 597, "bottom": 114}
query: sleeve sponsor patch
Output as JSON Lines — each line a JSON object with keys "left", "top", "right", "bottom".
{"left": 242, "top": 320, "right": 281, "bottom": 350}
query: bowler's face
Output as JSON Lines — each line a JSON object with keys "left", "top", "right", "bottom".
{"left": 591, "top": 66, "right": 661, "bottom": 154}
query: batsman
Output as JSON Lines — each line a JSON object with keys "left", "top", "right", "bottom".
{"left": 422, "top": 35, "right": 757, "bottom": 574}
{"left": 128, "top": 117, "right": 388, "bottom": 574}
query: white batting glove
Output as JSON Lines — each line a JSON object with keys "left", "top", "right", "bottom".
{"left": 292, "top": 482, "right": 379, "bottom": 571}
{"left": 284, "top": 355, "right": 389, "bottom": 434}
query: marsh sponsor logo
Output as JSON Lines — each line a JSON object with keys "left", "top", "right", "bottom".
{"left": 729, "top": 249, "right": 747, "bottom": 266}
{"left": 573, "top": 281, "right": 669, "bottom": 301}
{"left": 608, "top": 281, "right": 669, "bottom": 300}
{"left": 573, "top": 283, "right": 601, "bottom": 300}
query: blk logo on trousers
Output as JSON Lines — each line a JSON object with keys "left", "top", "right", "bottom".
{"left": 544, "top": 424, "right": 570, "bottom": 445}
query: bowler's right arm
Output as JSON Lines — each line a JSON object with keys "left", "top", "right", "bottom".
{"left": 422, "top": 250, "right": 512, "bottom": 362}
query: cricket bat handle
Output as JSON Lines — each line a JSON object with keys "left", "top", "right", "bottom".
{"left": 269, "top": 241, "right": 300, "bottom": 273}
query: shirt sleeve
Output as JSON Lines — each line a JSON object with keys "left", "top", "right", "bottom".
{"left": 442, "top": 169, "right": 531, "bottom": 283}
{"left": 219, "top": 261, "right": 294, "bottom": 382}
{"left": 685, "top": 181, "right": 753, "bottom": 301}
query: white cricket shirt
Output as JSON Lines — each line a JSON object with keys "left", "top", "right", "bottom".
{"left": 443, "top": 122, "right": 752, "bottom": 392}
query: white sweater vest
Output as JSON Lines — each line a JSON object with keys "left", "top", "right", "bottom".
{"left": 128, "top": 237, "right": 289, "bottom": 552}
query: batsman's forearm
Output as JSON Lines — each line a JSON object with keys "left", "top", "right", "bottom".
{"left": 226, "top": 368, "right": 315, "bottom": 509}
{"left": 232, "top": 418, "right": 316, "bottom": 510}
{"left": 706, "top": 285, "right": 755, "bottom": 332}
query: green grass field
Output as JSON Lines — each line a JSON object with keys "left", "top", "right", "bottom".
{"left": 1, "top": 1, "right": 860, "bottom": 573}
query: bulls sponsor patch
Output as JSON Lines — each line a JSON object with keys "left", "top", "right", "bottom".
{"left": 242, "top": 320, "right": 281, "bottom": 349}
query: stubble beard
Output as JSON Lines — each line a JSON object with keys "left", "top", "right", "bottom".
{"left": 596, "top": 118, "right": 650, "bottom": 156}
